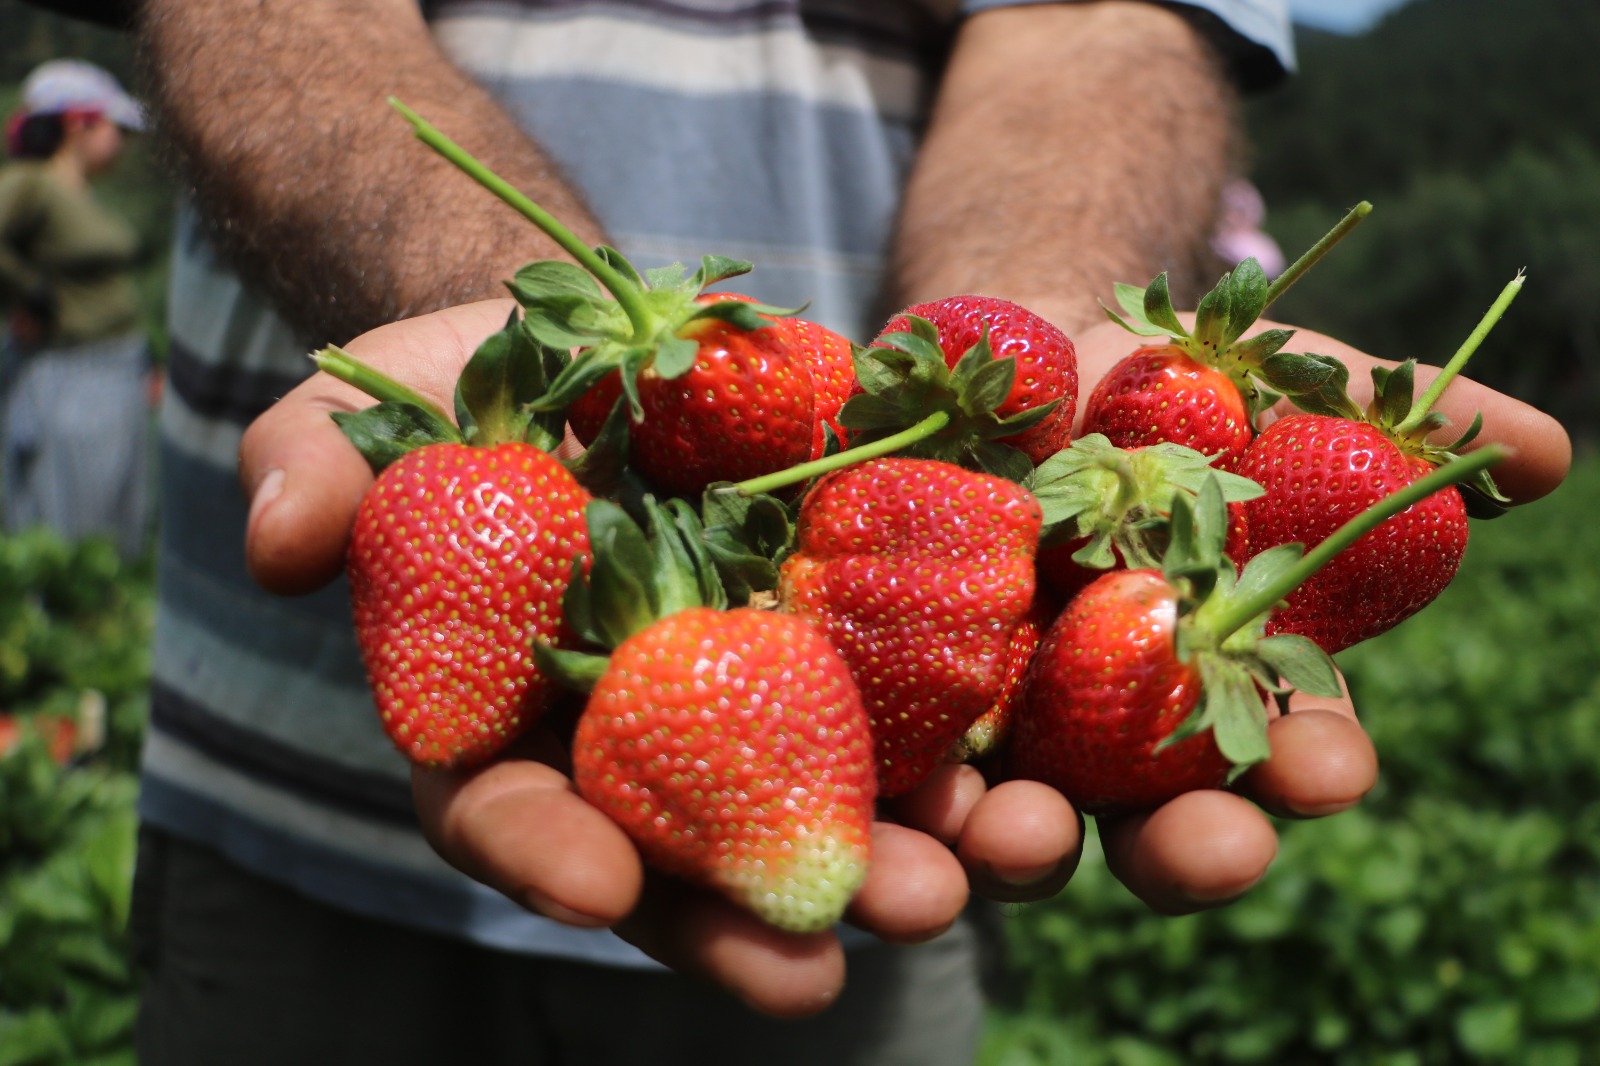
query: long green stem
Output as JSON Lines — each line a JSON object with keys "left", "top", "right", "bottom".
{"left": 727, "top": 411, "right": 952, "bottom": 496}
{"left": 1263, "top": 200, "right": 1372, "bottom": 309}
{"left": 389, "top": 98, "right": 657, "bottom": 336}
{"left": 1395, "top": 273, "right": 1525, "bottom": 435}
{"left": 312, "top": 345, "right": 455, "bottom": 424}
{"left": 1206, "top": 445, "right": 1507, "bottom": 638}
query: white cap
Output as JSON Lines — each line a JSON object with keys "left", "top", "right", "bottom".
{"left": 22, "top": 59, "right": 145, "bottom": 131}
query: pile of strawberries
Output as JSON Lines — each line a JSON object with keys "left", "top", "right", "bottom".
{"left": 319, "top": 109, "right": 1520, "bottom": 933}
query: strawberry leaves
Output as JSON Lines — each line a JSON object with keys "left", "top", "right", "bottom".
{"left": 842, "top": 316, "right": 1052, "bottom": 483}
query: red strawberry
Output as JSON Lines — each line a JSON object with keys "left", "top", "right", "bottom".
{"left": 566, "top": 292, "right": 857, "bottom": 494}
{"left": 571, "top": 606, "right": 876, "bottom": 933}
{"left": 1233, "top": 276, "right": 1522, "bottom": 653}
{"left": 1080, "top": 345, "right": 1255, "bottom": 469}
{"left": 873, "top": 295, "right": 1077, "bottom": 463}
{"left": 778, "top": 457, "right": 1041, "bottom": 796}
{"left": 314, "top": 313, "right": 589, "bottom": 770}
{"left": 566, "top": 309, "right": 819, "bottom": 496}
{"left": 1007, "top": 449, "right": 1503, "bottom": 814}
{"left": 1008, "top": 568, "right": 1233, "bottom": 814}
{"left": 1082, "top": 206, "right": 1374, "bottom": 468}
{"left": 948, "top": 593, "right": 1057, "bottom": 765}
{"left": 349, "top": 441, "right": 591, "bottom": 768}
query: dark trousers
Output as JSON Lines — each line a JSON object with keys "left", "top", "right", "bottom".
{"left": 131, "top": 827, "right": 989, "bottom": 1065}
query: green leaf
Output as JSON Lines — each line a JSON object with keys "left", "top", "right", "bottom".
{"left": 1141, "top": 273, "right": 1187, "bottom": 336}
{"left": 652, "top": 332, "right": 701, "bottom": 380}
{"left": 961, "top": 357, "right": 1016, "bottom": 418}
{"left": 508, "top": 259, "right": 605, "bottom": 305}
{"left": 455, "top": 313, "right": 547, "bottom": 446}
{"left": 1195, "top": 656, "right": 1272, "bottom": 770}
{"left": 330, "top": 403, "right": 461, "bottom": 474}
{"left": 1255, "top": 633, "right": 1342, "bottom": 698}
{"left": 690, "top": 254, "right": 754, "bottom": 290}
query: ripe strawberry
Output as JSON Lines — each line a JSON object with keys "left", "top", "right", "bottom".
{"left": 566, "top": 308, "right": 819, "bottom": 496}
{"left": 873, "top": 295, "right": 1077, "bottom": 464}
{"left": 778, "top": 457, "right": 1042, "bottom": 796}
{"left": 1007, "top": 450, "right": 1503, "bottom": 815}
{"left": 1082, "top": 206, "right": 1373, "bottom": 467}
{"left": 566, "top": 296, "right": 855, "bottom": 495}
{"left": 314, "top": 313, "right": 590, "bottom": 770}
{"left": 1233, "top": 276, "right": 1522, "bottom": 653}
{"left": 349, "top": 442, "right": 591, "bottom": 768}
{"left": 571, "top": 606, "right": 876, "bottom": 933}
{"left": 1009, "top": 568, "right": 1233, "bottom": 813}
{"left": 1081, "top": 343, "right": 1256, "bottom": 469}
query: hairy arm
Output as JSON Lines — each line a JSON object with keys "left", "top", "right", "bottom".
{"left": 888, "top": 1, "right": 1241, "bottom": 335}
{"left": 134, "top": 0, "right": 605, "bottom": 346}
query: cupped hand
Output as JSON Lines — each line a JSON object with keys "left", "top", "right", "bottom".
{"left": 1048, "top": 315, "right": 1572, "bottom": 914}
{"left": 237, "top": 300, "right": 1573, "bottom": 1012}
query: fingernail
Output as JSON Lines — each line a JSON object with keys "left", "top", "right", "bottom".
{"left": 248, "top": 468, "right": 285, "bottom": 531}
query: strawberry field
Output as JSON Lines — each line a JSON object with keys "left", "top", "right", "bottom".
{"left": 0, "top": 532, "right": 151, "bottom": 1066}
{"left": 0, "top": 458, "right": 1594, "bottom": 1063}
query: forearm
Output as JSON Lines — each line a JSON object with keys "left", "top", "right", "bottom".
{"left": 135, "top": 0, "right": 606, "bottom": 345}
{"left": 887, "top": 2, "right": 1242, "bottom": 336}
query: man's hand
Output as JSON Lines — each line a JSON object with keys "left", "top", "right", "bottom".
{"left": 238, "top": 300, "right": 1571, "bottom": 1016}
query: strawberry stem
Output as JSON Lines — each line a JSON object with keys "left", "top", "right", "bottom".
{"left": 1394, "top": 273, "right": 1525, "bottom": 436}
{"left": 1206, "top": 444, "right": 1507, "bottom": 639}
{"left": 312, "top": 345, "right": 456, "bottom": 425}
{"left": 389, "top": 98, "right": 657, "bottom": 338}
{"left": 1263, "top": 200, "right": 1372, "bottom": 309}
{"left": 726, "top": 411, "right": 952, "bottom": 496}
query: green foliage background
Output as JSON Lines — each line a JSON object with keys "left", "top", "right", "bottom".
{"left": 1245, "top": 0, "right": 1600, "bottom": 442}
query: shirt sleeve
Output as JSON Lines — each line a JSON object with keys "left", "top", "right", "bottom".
{"left": 958, "top": 0, "right": 1295, "bottom": 90}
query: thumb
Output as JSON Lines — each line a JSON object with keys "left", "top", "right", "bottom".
{"left": 239, "top": 300, "right": 515, "bottom": 594}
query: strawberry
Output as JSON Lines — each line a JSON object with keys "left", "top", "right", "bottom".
{"left": 1234, "top": 280, "right": 1521, "bottom": 653}
{"left": 571, "top": 605, "right": 876, "bottom": 933}
{"left": 872, "top": 295, "right": 1077, "bottom": 464}
{"left": 1007, "top": 450, "right": 1504, "bottom": 815}
{"left": 1082, "top": 205, "right": 1372, "bottom": 468}
{"left": 349, "top": 442, "right": 591, "bottom": 768}
{"left": 535, "top": 496, "right": 876, "bottom": 932}
{"left": 777, "top": 457, "right": 1042, "bottom": 796}
{"left": 565, "top": 296, "right": 855, "bottom": 495}
{"left": 314, "top": 313, "right": 593, "bottom": 770}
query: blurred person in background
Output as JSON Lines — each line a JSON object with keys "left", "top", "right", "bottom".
{"left": 0, "top": 58, "right": 153, "bottom": 559}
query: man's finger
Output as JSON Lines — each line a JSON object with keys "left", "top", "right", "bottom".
{"left": 412, "top": 755, "right": 644, "bottom": 928}
{"left": 1099, "top": 789, "right": 1278, "bottom": 915}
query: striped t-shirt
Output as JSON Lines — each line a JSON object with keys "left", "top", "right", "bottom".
{"left": 145, "top": 0, "right": 1293, "bottom": 968}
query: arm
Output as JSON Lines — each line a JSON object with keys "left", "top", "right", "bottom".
{"left": 888, "top": 2, "right": 1240, "bottom": 335}
{"left": 135, "top": 0, "right": 605, "bottom": 346}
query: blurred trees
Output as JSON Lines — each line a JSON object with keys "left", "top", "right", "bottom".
{"left": 1245, "top": 0, "right": 1600, "bottom": 443}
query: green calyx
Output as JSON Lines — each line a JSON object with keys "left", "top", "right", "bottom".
{"left": 838, "top": 316, "right": 1053, "bottom": 484}
{"left": 1103, "top": 201, "right": 1373, "bottom": 421}
{"left": 1285, "top": 273, "right": 1525, "bottom": 518}
{"left": 1028, "top": 434, "right": 1263, "bottom": 571}
{"left": 535, "top": 495, "right": 729, "bottom": 693}
{"left": 391, "top": 98, "right": 796, "bottom": 421}
{"left": 1159, "top": 445, "right": 1507, "bottom": 773}
{"left": 313, "top": 309, "right": 570, "bottom": 472}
